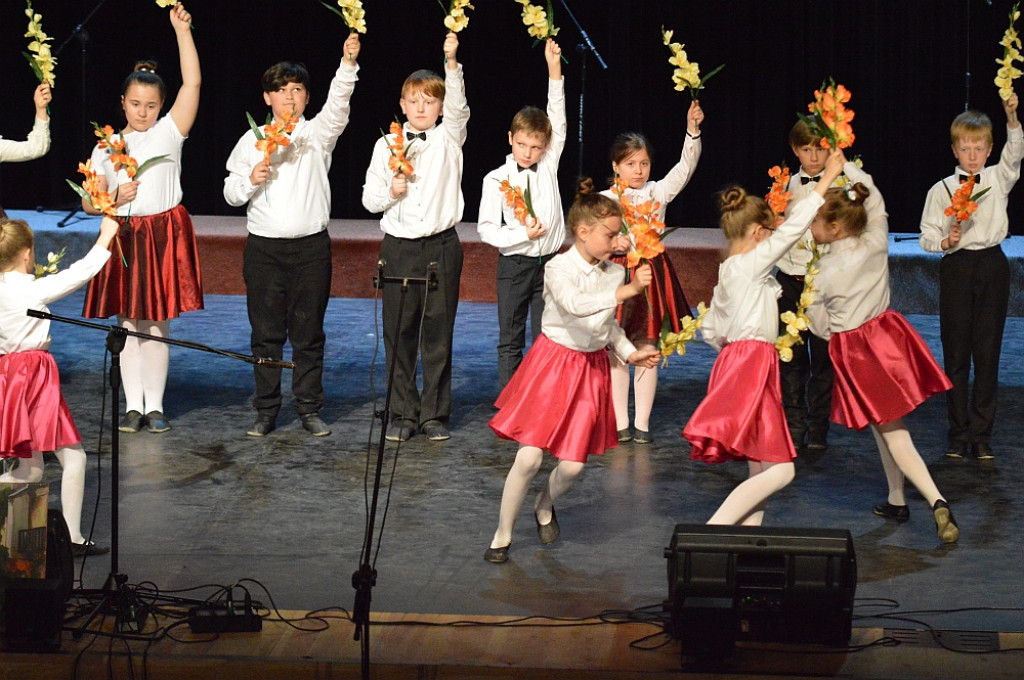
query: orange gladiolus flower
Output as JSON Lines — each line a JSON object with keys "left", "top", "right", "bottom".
{"left": 383, "top": 120, "right": 415, "bottom": 177}
{"left": 496, "top": 177, "right": 532, "bottom": 224}
{"left": 766, "top": 165, "right": 792, "bottom": 216}
{"left": 945, "top": 174, "right": 988, "bottom": 223}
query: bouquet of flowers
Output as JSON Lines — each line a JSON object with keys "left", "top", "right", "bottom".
{"left": 774, "top": 241, "right": 823, "bottom": 362}
{"left": 65, "top": 160, "right": 127, "bottom": 266}
{"left": 247, "top": 110, "right": 298, "bottom": 167}
{"left": 513, "top": 0, "right": 560, "bottom": 41}
{"left": 944, "top": 174, "right": 990, "bottom": 224}
{"left": 610, "top": 177, "right": 666, "bottom": 267}
{"left": 34, "top": 248, "right": 65, "bottom": 279}
{"left": 23, "top": 1, "right": 56, "bottom": 88}
{"left": 383, "top": 120, "right": 416, "bottom": 177}
{"left": 799, "top": 79, "right": 855, "bottom": 150}
{"left": 322, "top": 0, "right": 367, "bottom": 34}
{"left": 660, "top": 26, "right": 723, "bottom": 99}
{"left": 996, "top": 3, "right": 1022, "bottom": 101}
{"left": 495, "top": 176, "right": 535, "bottom": 224}
{"left": 658, "top": 302, "right": 708, "bottom": 367}
{"left": 443, "top": 0, "right": 474, "bottom": 33}
{"left": 765, "top": 164, "right": 792, "bottom": 218}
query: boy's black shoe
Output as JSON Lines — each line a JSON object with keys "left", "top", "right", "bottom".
{"left": 385, "top": 420, "right": 415, "bottom": 442}
{"left": 300, "top": 414, "right": 331, "bottom": 437}
{"left": 944, "top": 443, "right": 967, "bottom": 459}
{"left": 972, "top": 442, "right": 994, "bottom": 460}
{"left": 806, "top": 430, "right": 828, "bottom": 451}
{"left": 421, "top": 420, "right": 450, "bottom": 441}
{"left": 247, "top": 414, "right": 276, "bottom": 437}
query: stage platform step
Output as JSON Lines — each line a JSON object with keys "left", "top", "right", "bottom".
{"left": 14, "top": 210, "right": 1024, "bottom": 315}
{"left": 3, "top": 611, "right": 1022, "bottom": 679}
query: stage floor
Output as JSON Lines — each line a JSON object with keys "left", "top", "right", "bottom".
{"left": 7, "top": 292, "right": 1024, "bottom": 676}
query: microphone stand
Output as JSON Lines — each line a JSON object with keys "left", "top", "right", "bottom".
{"left": 351, "top": 261, "right": 437, "bottom": 680}
{"left": 559, "top": 0, "right": 608, "bottom": 182}
{"left": 55, "top": 0, "right": 110, "bottom": 228}
{"left": 25, "top": 310, "right": 293, "bottom": 637}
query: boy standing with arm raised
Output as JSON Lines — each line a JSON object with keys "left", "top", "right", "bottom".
{"left": 477, "top": 39, "right": 565, "bottom": 390}
{"left": 362, "top": 32, "right": 470, "bottom": 443}
{"left": 919, "top": 91, "right": 1021, "bottom": 460}
{"left": 224, "top": 33, "right": 362, "bottom": 438}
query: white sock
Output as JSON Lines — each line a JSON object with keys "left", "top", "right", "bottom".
{"left": 632, "top": 360, "right": 658, "bottom": 432}
{"left": 876, "top": 422, "right": 942, "bottom": 507}
{"left": 707, "top": 461, "right": 795, "bottom": 525}
{"left": 119, "top": 317, "right": 145, "bottom": 414}
{"left": 535, "top": 460, "right": 585, "bottom": 525}
{"left": 490, "top": 445, "right": 543, "bottom": 549}
{"left": 54, "top": 445, "right": 86, "bottom": 543}
{"left": 609, "top": 356, "right": 631, "bottom": 431}
{"left": 140, "top": 320, "right": 170, "bottom": 414}
{"left": 871, "top": 426, "right": 906, "bottom": 506}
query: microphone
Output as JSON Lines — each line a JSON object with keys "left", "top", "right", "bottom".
{"left": 373, "top": 258, "right": 385, "bottom": 289}
{"left": 26, "top": 309, "right": 45, "bottom": 319}
{"left": 427, "top": 262, "right": 438, "bottom": 291}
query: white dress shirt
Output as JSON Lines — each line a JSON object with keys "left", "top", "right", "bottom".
{"left": 224, "top": 59, "right": 359, "bottom": 238}
{"left": 541, "top": 246, "right": 636, "bottom": 362}
{"left": 919, "top": 124, "right": 1023, "bottom": 253}
{"left": 0, "top": 245, "right": 111, "bottom": 354}
{"left": 599, "top": 132, "right": 702, "bottom": 224}
{"left": 807, "top": 164, "right": 890, "bottom": 339}
{"left": 477, "top": 78, "right": 566, "bottom": 256}
{"left": 777, "top": 166, "right": 830, "bottom": 275}
{"left": 701, "top": 194, "right": 824, "bottom": 352}
{"left": 362, "top": 65, "right": 470, "bottom": 238}
{"left": 91, "top": 115, "right": 184, "bottom": 217}
{"left": 0, "top": 117, "right": 50, "bottom": 163}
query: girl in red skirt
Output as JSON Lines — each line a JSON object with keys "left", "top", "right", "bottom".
{"left": 80, "top": 3, "right": 202, "bottom": 435}
{"left": 807, "top": 164, "right": 958, "bottom": 543}
{"left": 601, "top": 101, "right": 704, "bottom": 444}
{"left": 1, "top": 216, "right": 119, "bottom": 555}
{"left": 683, "top": 149, "right": 845, "bottom": 526}
{"left": 484, "top": 182, "right": 661, "bottom": 563}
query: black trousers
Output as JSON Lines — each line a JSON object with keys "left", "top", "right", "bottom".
{"left": 243, "top": 231, "right": 332, "bottom": 417}
{"left": 495, "top": 252, "right": 554, "bottom": 389}
{"left": 776, "top": 270, "right": 834, "bottom": 440}
{"left": 939, "top": 246, "right": 1010, "bottom": 446}
{"left": 379, "top": 229, "right": 463, "bottom": 427}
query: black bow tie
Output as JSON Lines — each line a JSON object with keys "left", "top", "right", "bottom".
{"left": 406, "top": 131, "right": 426, "bottom": 141}
{"left": 800, "top": 175, "right": 821, "bottom": 185}
{"left": 517, "top": 164, "right": 537, "bottom": 173}
{"left": 959, "top": 173, "right": 980, "bottom": 184}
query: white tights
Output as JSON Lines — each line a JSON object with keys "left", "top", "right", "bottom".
{"left": 0, "top": 445, "right": 88, "bottom": 543}
{"left": 119, "top": 317, "right": 170, "bottom": 415}
{"left": 489, "top": 445, "right": 585, "bottom": 549}
{"left": 870, "top": 420, "right": 943, "bottom": 507}
{"left": 707, "top": 460, "right": 795, "bottom": 526}
{"left": 610, "top": 349, "right": 659, "bottom": 432}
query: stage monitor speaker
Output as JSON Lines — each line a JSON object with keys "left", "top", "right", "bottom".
{"left": 664, "top": 524, "right": 857, "bottom": 659}
{"left": 2, "top": 509, "right": 73, "bottom": 652}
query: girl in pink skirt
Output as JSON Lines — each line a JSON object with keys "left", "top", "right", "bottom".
{"left": 683, "top": 149, "right": 845, "bottom": 526}
{"left": 1, "top": 216, "right": 119, "bottom": 555}
{"left": 807, "top": 163, "right": 958, "bottom": 543}
{"left": 484, "top": 181, "right": 660, "bottom": 563}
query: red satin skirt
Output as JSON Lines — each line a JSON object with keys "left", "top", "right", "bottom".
{"left": 684, "top": 340, "right": 796, "bottom": 465}
{"left": 82, "top": 204, "right": 204, "bottom": 321}
{"left": 830, "top": 310, "right": 951, "bottom": 430}
{"left": 489, "top": 333, "right": 617, "bottom": 463}
{"left": 611, "top": 252, "right": 690, "bottom": 344}
{"left": 0, "top": 351, "right": 81, "bottom": 458}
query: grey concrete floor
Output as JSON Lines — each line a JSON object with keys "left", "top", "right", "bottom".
{"left": 33, "top": 292, "right": 1024, "bottom": 634}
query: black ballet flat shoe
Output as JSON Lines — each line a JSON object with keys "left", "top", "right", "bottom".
{"left": 483, "top": 544, "right": 510, "bottom": 564}
{"left": 633, "top": 430, "right": 654, "bottom": 445}
{"left": 71, "top": 541, "right": 109, "bottom": 558}
{"left": 617, "top": 429, "right": 632, "bottom": 442}
{"left": 118, "top": 410, "right": 144, "bottom": 434}
{"left": 872, "top": 502, "right": 910, "bottom": 522}
{"left": 536, "top": 507, "right": 560, "bottom": 545}
{"left": 933, "top": 499, "right": 960, "bottom": 544}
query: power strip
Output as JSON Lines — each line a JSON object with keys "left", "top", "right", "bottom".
{"left": 188, "top": 597, "right": 262, "bottom": 634}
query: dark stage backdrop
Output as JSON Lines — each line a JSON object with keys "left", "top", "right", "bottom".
{"left": 2, "top": 0, "right": 1022, "bottom": 234}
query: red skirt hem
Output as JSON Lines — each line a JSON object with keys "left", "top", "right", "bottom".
{"left": 82, "top": 204, "right": 204, "bottom": 321}
{"left": 489, "top": 334, "right": 617, "bottom": 463}
{"left": 0, "top": 351, "right": 81, "bottom": 458}
{"left": 829, "top": 310, "right": 951, "bottom": 430}
{"left": 683, "top": 340, "right": 796, "bottom": 464}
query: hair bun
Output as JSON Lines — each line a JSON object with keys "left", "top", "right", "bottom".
{"left": 575, "top": 177, "right": 595, "bottom": 200}
{"left": 719, "top": 186, "right": 748, "bottom": 213}
{"left": 846, "top": 182, "right": 870, "bottom": 204}
{"left": 133, "top": 60, "right": 159, "bottom": 74}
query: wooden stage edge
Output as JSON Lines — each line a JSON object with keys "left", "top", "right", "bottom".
{"left": 4, "top": 611, "right": 1023, "bottom": 679}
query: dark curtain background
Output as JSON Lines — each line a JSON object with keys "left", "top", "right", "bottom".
{"left": 2, "top": 0, "right": 1021, "bottom": 234}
